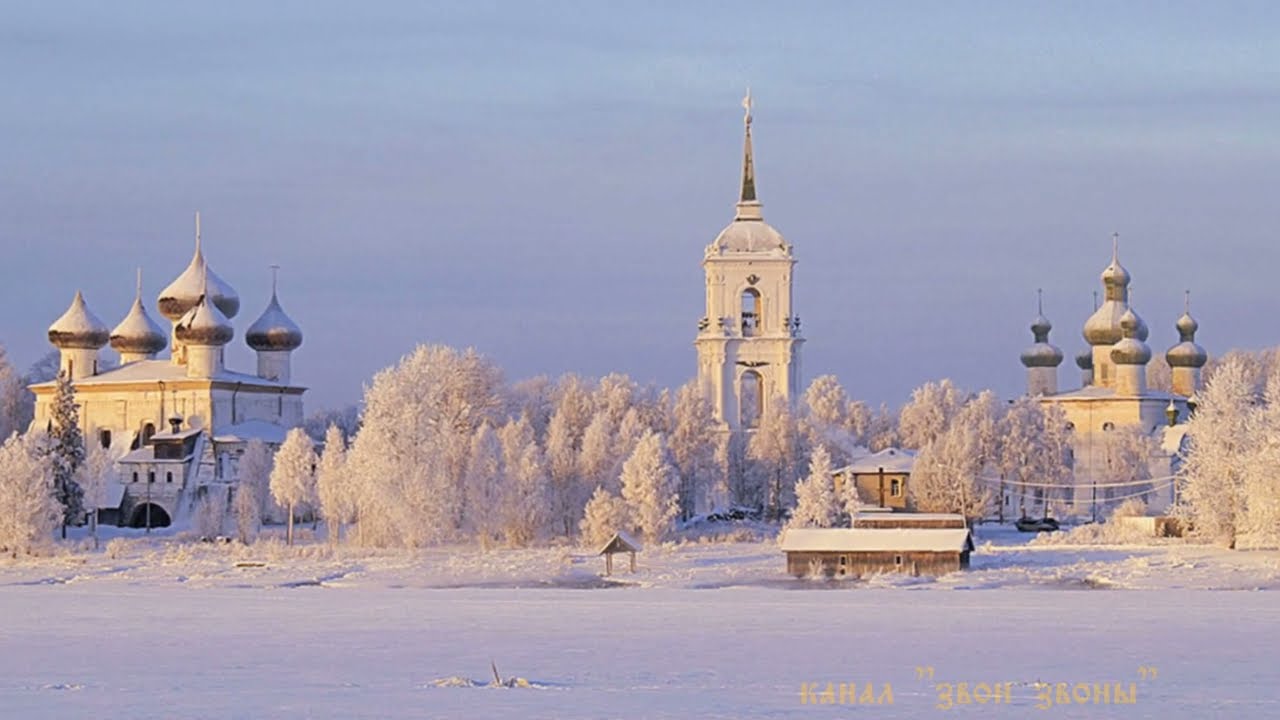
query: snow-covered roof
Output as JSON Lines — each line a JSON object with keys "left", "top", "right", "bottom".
{"left": 29, "top": 360, "right": 290, "bottom": 389}
{"left": 710, "top": 217, "right": 790, "bottom": 255}
{"left": 836, "top": 448, "right": 917, "bottom": 475}
{"left": 597, "top": 531, "right": 642, "bottom": 555}
{"left": 48, "top": 291, "right": 110, "bottom": 349}
{"left": 1045, "top": 386, "right": 1184, "bottom": 402}
{"left": 150, "top": 427, "right": 202, "bottom": 442}
{"left": 780, "top": 528, "right": 973, "bottom": 553}
{"left": 97, "top": 479, "right": 127, "bottom": 510}
{"left": 214, "top": 419, "right": 289, "bottom": 445}
{"left": 118, "top": 446, "right": 193, "bottom": 464}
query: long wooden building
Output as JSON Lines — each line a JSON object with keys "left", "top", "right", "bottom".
{"left": 780, "top": 525, "right": 974, "bottom": 578}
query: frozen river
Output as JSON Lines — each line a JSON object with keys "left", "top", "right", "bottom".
{"left": 2, "top": 583, "right": 1275, "bottom": 719}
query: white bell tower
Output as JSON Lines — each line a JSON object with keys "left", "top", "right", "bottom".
{"left": 695, "top": 91, "right": 803, "bottom": 431}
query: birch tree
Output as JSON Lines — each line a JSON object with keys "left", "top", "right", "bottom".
{"left": 788, "top": 445, "right": 839, "bottom": 529}
{"left": 619, "top": 430, "right": 679, "bottom": 544}
{"left": 269, "top": 428, "right": 317, "bottom": 545}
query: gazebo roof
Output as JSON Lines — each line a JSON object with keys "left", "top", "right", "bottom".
{"left": 597, "top": 531, "right": 642, "bottom": 555}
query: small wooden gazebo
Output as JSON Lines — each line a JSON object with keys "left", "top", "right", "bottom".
{"left": 597, "top": 531, "right": 642, "bottom": 575}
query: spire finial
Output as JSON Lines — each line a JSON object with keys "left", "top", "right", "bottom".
{"left": 1037, "top": 288, "right": 1043, "bottom": 315}
{"left": 270, "top": 264, "right": 280, "bottom": 298}
{"left": 195, "top": 211, "right": 202, "bottom": 254}
{"left": 737, "top": 88, "right": 758, "bottom": 207}
{"left": 1111, "top": 231, "right": 1119, "bottom": 262}
{"left": 1185, "top": 289, "right": 1191, "bottom": 314}
{"left": 1092, "top": 290, "right": 1099, "bottom": 311}
{"left": 135, "top": 268, "right": 143, "bottom": 300}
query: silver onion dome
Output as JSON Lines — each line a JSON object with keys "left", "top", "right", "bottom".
{"left": 48, "top": 291, "right": 110, "bottom": 349}
{"left": 1020, "top": 305, "right": 1063, "bottom": 368}
{"left": 110, "top": 296, "right": 167, "bottom": 356}
{"left": 1111, "top": 307, "right": 1152, "bottom": 366}
{"left": 246, "top": 290, "right": 303, "bottom": 352}
{"left": 1075, "top": 347, "right": 1094, "bottom": 371}
{"left": 1166, "top": 308, "right": 1207, "bottom": 369}
{"left": 174, "top": 293, "right": 234, "bottom": 347}
{"left": 157, "top": 214, "right": 240, "bottom": 321}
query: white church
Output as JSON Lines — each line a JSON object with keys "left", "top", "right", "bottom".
{"left": 1019, "top": 237, "right": 1207, "bottom": 516}
{"left": 30, "top": 215, "right": 305, "bottom": 528}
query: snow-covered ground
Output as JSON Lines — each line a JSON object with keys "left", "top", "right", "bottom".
{"left": 2, "top": 526, "right": 1278, "bottom": 718}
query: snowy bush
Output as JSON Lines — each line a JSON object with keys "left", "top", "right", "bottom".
{"left": 788, "top": 445, "right": 838, "bottom": 529}
{"left": 193, "top": 493, "right": 226, "bottom": 541}
{"left": 1110, "top": 498, "right": 1148, "bottom": 520}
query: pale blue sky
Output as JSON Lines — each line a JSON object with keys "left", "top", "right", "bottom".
{"left": 3, "top": 2, "right": 1279, "bottom": 410}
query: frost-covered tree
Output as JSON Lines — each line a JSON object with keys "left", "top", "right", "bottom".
{"left": 579, "top": 485, "right": 629, "bottom": 548}
{"left": 619, "top": 430, "right": 679, "bottom": 544}
{"left": 193, "top": 492, "right": 226, "bottom": 540}
{"left": 1096, "top": 425, "right": 1156, "bottom": 515}
{"left": 0, "top": 345, "right": 33, "bottom": 440}
{"left": 498, "top": 417, "right": 550, "bottom": 546}
{"left": 234, "top": 439, "right": 272, "bottom": 544}
{"left": 345, "top": 345, "right": 505, "bottom": 548}
{"left": 910, "top": 420, "right": 992, "bottom": 524}
{"left": 0, "top": 432, "right": 60, "bottom": 556}
{"left": 269, "top": 428, "right": 317, "bottom": 545}
{"left": 998, "top": 398, "right": 1072, "bottom": 519}
{"left": 1178, "top": 359, "right": 1254, "bottom": 547}
{"left": 801, "top": 375, "right": 862, "bottom": 466}
{"left": 76, "top": 442, "right": 117, "bottom": 549}
{"left": 668, "top": 382, "right": 718, "bottom": 519}
{"left": 464, "top": 424, "right": 505, "bottom": 548}
{"left": 508, "top": 375, "right": 555, "bottom": 440}
{"left": 544, "top": 408, "right": 585, "bottom": 536}
{"left": 303, "top": 404, "right": 362, "bottom": 444}
{"left": 898, "top": 379, "right": 966, "bottom": 450}
{"left": 788, "top": 445, "right": 839, "bottom": 529}
{"left": 747, "top": 396, "right": 803, "bottom": 520}
{"left": 44, "top": 372, "right": 85, "bottom": 537}
{"left": 316, "top": 424, "right": 355, "bottom": 545}
{"left": 865, "top": 403, "right": 900, "bottom": 451}
{"left": 577, "top": 410, "right": 616, "bottom": 491}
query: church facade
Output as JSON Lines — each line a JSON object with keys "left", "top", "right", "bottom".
{"left": 1019, "top": 237, "right": 1207, "bottom": 516}
{"left": 695, "top": 93, "right": 804, "bottom": 431}
{"left": 30, "top": 215, "right": 305, "bottom": 528}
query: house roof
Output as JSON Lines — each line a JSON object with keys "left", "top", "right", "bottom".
{"left": 853, "top": 512, "right": 966, "bottom": 524}
{"left": 597, "top": 531, "right": 642, "bottom": 555}
{"left": 213, "top": 419, "right": 289, "bottom": 444}
{"left": 836, "top": 447, "right": 917, "bottom": 475}
{"left": 780, "top": 527, "right": 973, "bottom": 553}
{"left": 28, "top": 359, "right": 294, "bottom": 390}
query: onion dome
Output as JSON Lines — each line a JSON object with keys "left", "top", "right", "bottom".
{"left": 174, "top": 291, "right": 233, "bottom": 347}
{"left": 110, "top": 273, "right": 167, "bottom": 356}
{"left": 1083, "top": 234, "right": 1150, "bottom": 345}
{"left": 708, "top": 90, "right": 791, "bottom": 256}
{"left": 48, "top": 291, "right": 110, "bottom": 349}
{"left": 246, "top": 274, "right": 303, "bottom": 351}
{"left": 157, "top": 212, "right": 240, "bottom": 321}
{"left": 1075, "top": 347, "right": 1093, "bottom": 371}
{"left": 1110, "top": 306, "right": 1151, "bottom": 366}
{"left": 1166, "top": 293, "right": 1208, "bottom": 369}
{"left": 1020, "top": 293, "right": 1063, "bottom": 368}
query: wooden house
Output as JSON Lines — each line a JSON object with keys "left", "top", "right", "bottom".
{"left": 780, "top": 526, "right": 974, "bottom": 578}
{"left": 832, "top": 448, "right": 916, "bottom": 510}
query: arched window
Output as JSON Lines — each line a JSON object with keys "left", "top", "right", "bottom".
{"left": 1065, "top": 422, "right": 1075, "bottom": 432}
{"left": 741, "top": 288, "right": 760, "bottom": 337}
{"left": 147, "top": 471, "right": 155, "bottom": 484}
{"left": 741, "top": 371, "right": 763, "bottom": 429}
{"left": 99, "top": 429, "right": 111, "bottom": 449}
{"left": 142, "top": 423, "right": 156, "bottom": 444}
{"left": 1102, "top": 422, "right": 1115, "bottom": 432}
{"left": 166, "top": 471, "right": 173, "bottom": 483}
{"left": 132, "top": 472, "right": 139, "bottom": 483}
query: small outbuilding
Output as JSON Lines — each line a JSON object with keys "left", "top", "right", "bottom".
{"left": 833, "top": 447, "right": 916, "bottom": 509}
{"left": 780, "top": 526, "right": 974, "bottom": 578}
{"left": 597, "top": 531, "right": 642, "bottom": 575}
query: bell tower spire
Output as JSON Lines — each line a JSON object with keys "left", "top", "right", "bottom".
{"left": 736, "top": 88, "right": 762, "bottom": 221}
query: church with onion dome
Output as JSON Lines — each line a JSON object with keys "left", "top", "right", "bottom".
{"left": 28, "top": 213, "right": 306, "bottom": 529}
{"left": 1018, "top": 235, "right": 1207, "bottom": 516}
